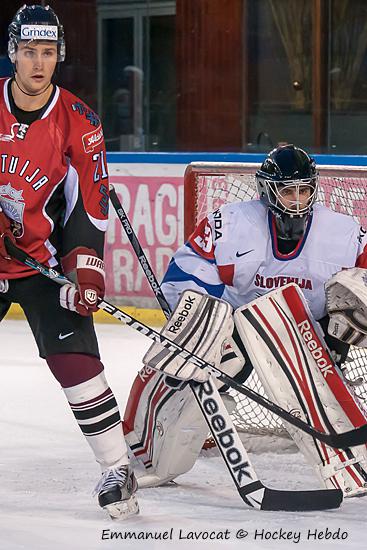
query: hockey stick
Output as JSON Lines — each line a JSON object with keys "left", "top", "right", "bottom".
{"left": 109, "top": 187, "right": 171, "bottom": 319}
{"left": 109, "top": 187, "right": 344, "bottom": 511}
{"left": 4, "top": 237, "right": 367, "bottom": 452}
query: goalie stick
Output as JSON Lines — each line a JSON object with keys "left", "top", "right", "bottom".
{"left": 4, "top": 236, "right": 367, "bottom": 451}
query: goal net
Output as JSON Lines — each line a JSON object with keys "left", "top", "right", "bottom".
{"left": 184, "top": 161, "right": 367, "bottom": 438}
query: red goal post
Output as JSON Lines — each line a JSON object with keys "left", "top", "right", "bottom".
{"left": 184, "top": 161, "right": 367, "bottom": 237}
{"left": 183, "top": 161, "right": 367, "bottom": 437}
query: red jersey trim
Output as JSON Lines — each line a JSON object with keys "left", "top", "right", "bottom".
{"left": 356, "top": 244, "right": 367, "bottom": 268}
{"left": 218, "top": 264, "right": 234, "bottom": 286}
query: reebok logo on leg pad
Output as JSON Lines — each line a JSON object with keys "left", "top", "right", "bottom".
{"left": 297, "top": 319, "right": 334, "bottom": 377}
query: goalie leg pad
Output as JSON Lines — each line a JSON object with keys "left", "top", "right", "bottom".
{"left": 123, "top": 346, "right": 245, "bottom": 487}
{"left": 123, "top": 366, "right": 211, "bottom": 487}
{"left": 234, "top": 283, "right": 367, "bottom": 497}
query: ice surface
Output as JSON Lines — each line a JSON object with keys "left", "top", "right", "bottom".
{"left": 1, "top": 320, "right": 366, "bottom": 549}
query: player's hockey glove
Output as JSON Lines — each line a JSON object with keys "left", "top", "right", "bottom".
{"left": 0, "top": 206, "right": 16, "bottom": 261}
{"left": 60, "top": 247, "right": 105, "bottom": 316}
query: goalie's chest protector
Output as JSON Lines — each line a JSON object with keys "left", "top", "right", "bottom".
{"left": 212, "top": 201, "right": 361, "bottom": 320}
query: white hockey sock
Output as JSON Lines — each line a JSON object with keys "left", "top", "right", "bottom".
{"left": 63, "top": 372, "right": 129, "bottom": 471}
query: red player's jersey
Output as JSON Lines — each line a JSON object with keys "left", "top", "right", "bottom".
{"left": 0, "top": 77, "right": 109, "bottom": 279}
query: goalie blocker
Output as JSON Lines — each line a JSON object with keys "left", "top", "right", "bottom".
{"left": 234, "top": 283, "right": 367, "bottom": 497}
{"left": 142, "top": 289, "right": 233, "bottom": 383}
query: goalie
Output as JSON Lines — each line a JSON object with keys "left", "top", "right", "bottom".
{"left": 123, "top": 144, "right": 367, "bottom": 496}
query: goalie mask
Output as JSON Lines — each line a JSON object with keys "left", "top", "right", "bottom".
{"left": 256, "top": 145, "right": 318, "bottom": 240}
{"left": 8, "top": 4, "right": 66, "bottom": 65}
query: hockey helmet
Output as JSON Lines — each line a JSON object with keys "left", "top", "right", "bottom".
{"left": 8, "top": 4, "right": 65, "bottom": 64}
{"left": 255, "top": 144, "right": 318, "bottom": 239}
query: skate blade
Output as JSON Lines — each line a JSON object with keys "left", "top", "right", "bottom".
{"left": 104, "top": 494, "right": 139, "bottom": 520}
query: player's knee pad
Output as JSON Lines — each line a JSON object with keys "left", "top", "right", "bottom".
{"left": 234, "top": 283, "right": 367, "bottom": 497}
{"left": 46, "top": 353, "right": 104, "bottom": 387}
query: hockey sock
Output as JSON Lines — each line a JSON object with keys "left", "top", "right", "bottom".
{"left": 46, "top": 353, "right": 129, "bottom": 470}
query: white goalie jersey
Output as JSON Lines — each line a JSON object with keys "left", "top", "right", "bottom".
{"left": 162, "top": 200, "right": 367, "bottom": 320}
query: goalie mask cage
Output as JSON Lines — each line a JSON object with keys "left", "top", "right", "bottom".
{"left": 184, "top": 161, "right": 367, "bottom": 438}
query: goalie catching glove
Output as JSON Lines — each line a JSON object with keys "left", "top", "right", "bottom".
{"left": 325, "top": 267, "right": 367, "bottom": 347}
{"left": 143, "top": 290, "right": 234, "bottom": 383}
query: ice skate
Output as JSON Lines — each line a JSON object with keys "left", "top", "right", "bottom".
{"left": 95, "top": 464, "right": 139, "bottom": 520}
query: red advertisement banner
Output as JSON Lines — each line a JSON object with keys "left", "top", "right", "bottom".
{"left": 105, "top": 175, "right": 183, "bottom": 304}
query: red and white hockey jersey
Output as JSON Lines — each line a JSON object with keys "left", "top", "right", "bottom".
{"left": 0, "top": 77, "right": 109, "bottom": 279}
{"left": 162, "top": 200, "right": 367, "bottom": 320}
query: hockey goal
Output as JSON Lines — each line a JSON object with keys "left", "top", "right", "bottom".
{"left": 184, "top": 161, "right": 367, "bottom": 438}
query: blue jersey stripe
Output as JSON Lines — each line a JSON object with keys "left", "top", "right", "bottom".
{"left": 162, "top": 259, "right": 225, "bottom": 298}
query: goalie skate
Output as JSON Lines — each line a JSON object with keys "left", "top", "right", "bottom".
{"left": 94, "top": 464, "right": 139, "bottom": 520}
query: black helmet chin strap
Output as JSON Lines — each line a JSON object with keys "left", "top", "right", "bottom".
{"left": 274, "top": 212, "right": 309, "bottom": 241}
{"left": 13, "top": 75, "right": 52, "bottom": 97}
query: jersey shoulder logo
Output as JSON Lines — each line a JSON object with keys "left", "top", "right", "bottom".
{"left": 71, "top": 101, "right": 100, "bottom": 127}
{"left": 189, "top": 217, "right": 215, "bottom": 260}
